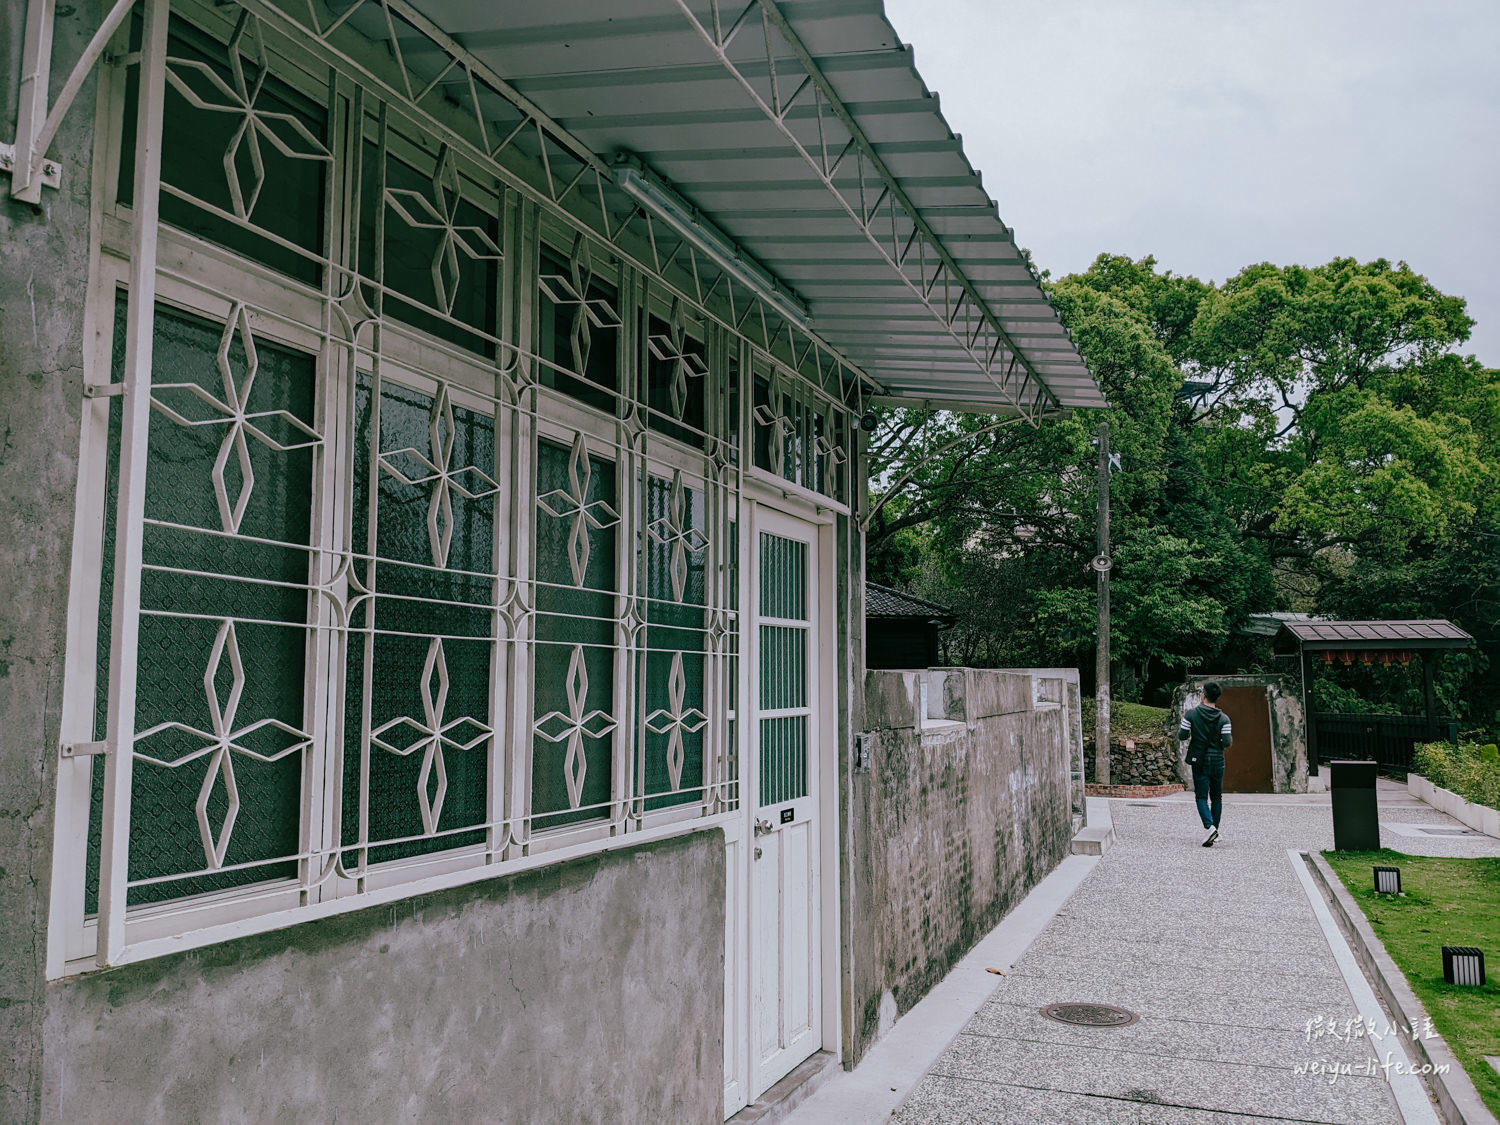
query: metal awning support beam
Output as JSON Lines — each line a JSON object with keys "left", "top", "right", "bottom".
{"left": 7, "top": 0, "right": 137, "bottom": 203}
{"left": 671, "top": 0, "right": 1062, "bottom": 424}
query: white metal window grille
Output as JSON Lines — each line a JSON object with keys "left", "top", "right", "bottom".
{"left": 54, "top": 0, "right": 856, "bottom": 971}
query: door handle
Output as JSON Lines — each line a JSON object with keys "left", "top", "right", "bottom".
{"left": 754, "top": 817, "right": 774, "bottom": 836}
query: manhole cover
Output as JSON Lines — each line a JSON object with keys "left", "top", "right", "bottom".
{"left": 1039, "top": 1002, "right": 1139, "bottom": 1028}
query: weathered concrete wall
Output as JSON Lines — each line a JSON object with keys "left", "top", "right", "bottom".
{"left": 41, "top": 831, "right": 724, "bottom": 1123}
{"left": 1171, "top": 675, "right": 1308, "bottom": 792}
{"left": 847, "top": 668, "right": 1077, "bottom": 1065}
{"left": 1, "top": 6, "right": 101, "bottom": 1117}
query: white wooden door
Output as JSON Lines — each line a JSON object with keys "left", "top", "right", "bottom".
{"left": 748, "top": 512, "right": 821, "bottom": 1098}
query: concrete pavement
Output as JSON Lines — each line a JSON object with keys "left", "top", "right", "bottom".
{"left": 793, "top": 779, "right": 1499, "bottom": 1124}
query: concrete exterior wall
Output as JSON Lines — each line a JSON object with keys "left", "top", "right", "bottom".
{"left": 1171, "top": 674, "right": 1308, "bottom": 793}
{"left": 1, "top": 6, "right": 100, "bottom": 1117}
{"left": 40, "top": 831, "right": 725, "bottom": 1123}
{"left": 846, "top": 668, "right": 1078, "bottom": 1066}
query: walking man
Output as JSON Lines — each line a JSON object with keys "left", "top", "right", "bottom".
{"left": 1179, "top": 682, "right": 1233, "bottom": 846}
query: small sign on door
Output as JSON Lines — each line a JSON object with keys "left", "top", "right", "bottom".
{"left": 780, "top": 808, "right": 795, "bottom": 824}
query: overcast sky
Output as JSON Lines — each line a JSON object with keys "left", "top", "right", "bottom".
{"left": 883, "top": 0, "right": 1500, "bottom": 366}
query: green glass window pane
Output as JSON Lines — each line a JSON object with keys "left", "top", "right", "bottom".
{"left": 532, "top": 439, "right": 619, "bottom": 828}
{"left": 90, "top": 300, "right": 315, "bottom": 909}
{"left": 643, "top": 472, "right": 707, "bottom": 611}
{"left": 344, "top": 375, "right": 494, "bottom": 865}
{"left": 535, "top": 438, "right": 619, "bottom": 598}
{"left": 537, "top": 247, "right": 619, "bottom": 413}
{"left": 357, "top": 142, "right": 501, "bottom": 357}
{"left": 643, "top": 314, "right": 708, "bottom": 448}
{"left": 531, "top": 640, "right": 615, "bottom": 829}
{"left": 640, "top": 648, "right": 706, "bottom": 811}
{"left": 119, "top": 16, "right": 327, "bottom": 286}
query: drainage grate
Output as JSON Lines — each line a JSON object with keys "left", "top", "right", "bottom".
{"left": 1039, "top": 1002, "right": 1140, "bottom": 1028}
{"left": 1419, "top": 826, "right": 1476, "bottom": 836}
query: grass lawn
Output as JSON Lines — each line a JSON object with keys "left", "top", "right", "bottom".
{"left": 1082, "top": 699, "right": 1170, "bottom": 743}
{"left": 1324, "top": 849, "right": 1500, "bottom": 1117}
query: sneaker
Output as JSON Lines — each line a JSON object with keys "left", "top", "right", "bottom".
{"left": 1202, "top": 826, "right": 1219, "bottom": 847}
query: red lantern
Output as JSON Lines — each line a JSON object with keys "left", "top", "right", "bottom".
{"left": 1340, "top": 652, "right": 1354, "bottom": 667}
{"left": 1398, "top": 651, "right": 1413, "bottom": 667}
{"left": 1322, "top": 651, "right": 1334, "bottom": 666}
{"left": 1380, "top": 652, "right": 1392, "bottom": 667}
{"left": 1360, "top": 651, "right": 1374, "bottom": 666}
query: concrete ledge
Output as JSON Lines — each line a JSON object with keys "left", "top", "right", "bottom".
{"left": 1069, "top": 826, "right": 1112, "bottom": 856}
{"left": 1072, "top": 796, "right": 1116, "bottom": 856}
{"left": 1408, "top": 775, "right": 1500, "bottom": 840}
{"left": 1306, "top": 852, "right": 1497, "bottom": 1125}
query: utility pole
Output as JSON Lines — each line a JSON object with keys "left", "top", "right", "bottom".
{"left": 1094, "top": 421, "right": 1112, "bottom": 786}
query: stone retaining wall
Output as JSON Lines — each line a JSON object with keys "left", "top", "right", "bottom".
{"left": 848, "top": 668, "right": 1079, "bottom": 1067}
{"left": 1084, "top": 736, "right": 1179, "bottom": 786}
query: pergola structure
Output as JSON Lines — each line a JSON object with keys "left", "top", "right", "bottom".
{"left": 1275, "top": 619, "right": 1476, "bottom": 770}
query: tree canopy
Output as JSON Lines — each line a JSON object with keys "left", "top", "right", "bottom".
{"left": 867, "top": 254, "right": 1499, "bottom": 729}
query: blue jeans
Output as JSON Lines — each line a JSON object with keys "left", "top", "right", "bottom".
{"left": 1193, "top": 762, "right": 1224, "bottom": 829}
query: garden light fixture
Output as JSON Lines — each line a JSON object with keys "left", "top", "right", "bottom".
{"left": 1373, "top": 865, "right": 1402, "bottom": 895}
{"left": 1441, "top": 946, "right": 1486, "bottom": 987}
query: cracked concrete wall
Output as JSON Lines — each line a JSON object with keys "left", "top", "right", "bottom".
{"left": 1, "top": 5, "right": 100, "bottom": 1118}
{"left": 42, "top": 832, "right": 725, "bottom": 1123}
{"left": 847, "top": 669, "right": 1074, "bottom": 1065}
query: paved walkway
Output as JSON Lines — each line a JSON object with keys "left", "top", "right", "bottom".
{"left": 796, "top": 780, "right": 1500, "bottom": 1124}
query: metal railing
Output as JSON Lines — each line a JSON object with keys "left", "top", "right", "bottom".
{"left": 1312, "top": 712, "right": 1458, "bottom": 773}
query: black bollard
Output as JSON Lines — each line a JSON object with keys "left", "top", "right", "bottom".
{"left": 1330, "top": 760, "right": 1380, "bottom": 851}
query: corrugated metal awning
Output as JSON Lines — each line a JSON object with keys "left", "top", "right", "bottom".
{"left": 1278, "top": 620, "right": 1475, "bottom": 651}
{"left": 403, "top": 0, "right": 1105, "bottom": 419}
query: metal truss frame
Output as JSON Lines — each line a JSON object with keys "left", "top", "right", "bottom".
{"left": 234, "top": 0, "right": 868, "bottom": 416}
{"left": 672, "top": 0, "right": 1061, "bottom": 424}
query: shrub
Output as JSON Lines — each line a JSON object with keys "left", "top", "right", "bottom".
{"left": 1416, "top": 740, "right": 1500, "bottom": 811}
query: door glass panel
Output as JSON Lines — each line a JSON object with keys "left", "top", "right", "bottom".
{"left": 757, "top": 532, "right": 809, "bottom": 808}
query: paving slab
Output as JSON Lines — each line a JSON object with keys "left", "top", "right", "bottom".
{"left": 795, "top": 782, "right": 1493, "bottom": 1123}
{"left": 895, "top": 1073, "right": 1345, "bottom": 1125}
{"left": 890, "top": 798, "right": 1422, "bottom": 1123}
{"left": 965, "top": 999, "right": 1386, "bottom": 1070}
{"left": 1018, "top": 938, "right": 1344, "bottom": 981}
{"left": 928, "top": 1030, "right": 1395, "bottom": 1123}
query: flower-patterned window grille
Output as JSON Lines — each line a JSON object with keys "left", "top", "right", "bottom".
{"left": 89, "top": 298, "right": 319, "bottom": 912}
{"left": 357, "top": 129, "right": 503, "bottom": 358}
{"left": 639, "top": 471, "right": 711, "bottom": 812}
{"left": 533, "top": 434, "right": 621, "bottom": 830}
{"left": 118, "top": 13, "right": 331, "bottom": 286}
{"left": 345, "top": 374, "right": 498, "bottom": 867}
{"left": 751, "top": 364, "right": 848, "bottom": 501}
{"left": 537, "top": 238, "right": 622, "bottom": 414}
{"left": 643, "top": 300, "right": 711, "bottom": 449}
